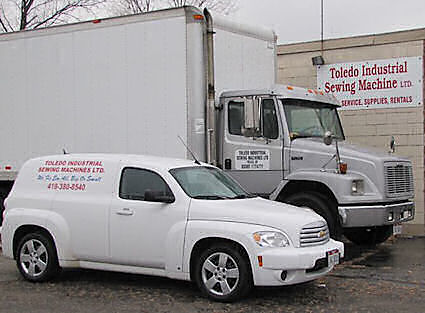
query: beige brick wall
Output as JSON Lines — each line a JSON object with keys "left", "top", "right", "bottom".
{"left": 277, "top": 30, "right": 425, "bottom": 235}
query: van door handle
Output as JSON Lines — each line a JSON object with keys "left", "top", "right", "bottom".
{"left": 116, "top": 208, "right": 134, "bottom": 216}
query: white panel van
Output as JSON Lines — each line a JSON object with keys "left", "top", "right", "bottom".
{"left": 2, "top": 154, "right": 343, "bottom": 301}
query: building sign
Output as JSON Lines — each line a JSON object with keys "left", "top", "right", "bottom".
{"left": 317, "top": 57, "right": 423, "bottom": 110}
{"left": 235, "top": 149, "right": 270, "bottom": 170}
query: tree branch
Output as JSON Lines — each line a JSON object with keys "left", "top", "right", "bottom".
{"left": 0, "top": 3, "right": 15, "bottom": 32}
{"left": 27, "top": 0, "right": 54, "bottom": 15}
{"left": 32, "top": 3, "right": 73, "bottom": 29}
{"left": 25, "top": 0, "right": 36, "bottom": 12}
{"left": 30, "top": 0, "right": 103, "bottom": 29}
{"left": 0, "top": 16, "right": 9, "bottom": 32}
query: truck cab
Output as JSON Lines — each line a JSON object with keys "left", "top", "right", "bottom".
{"left": 217, "top": 84, "right": 415, "bottom": 244}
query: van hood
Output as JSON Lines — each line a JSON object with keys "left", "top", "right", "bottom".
{"left": 188, "top": 197, "right": 325, "bottom": 245}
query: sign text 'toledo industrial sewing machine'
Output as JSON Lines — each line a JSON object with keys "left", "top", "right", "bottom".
{"left": 317, "top": 57, "right": 423, "bottom": 110}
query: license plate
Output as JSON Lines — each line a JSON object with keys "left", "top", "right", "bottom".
{"left": 327, "top": 249, "right": 340, "bottom": 267}
{"left": 393, "top": 224, "right": 402, "bottom": 235}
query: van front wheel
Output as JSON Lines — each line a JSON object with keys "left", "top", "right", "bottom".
{"left": 16, "top": 232, "right": 60, "bottom": 282}
{"left": 194, "top": 244, "right": 252, "bottom": 302}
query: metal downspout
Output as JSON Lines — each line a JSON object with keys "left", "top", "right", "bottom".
{"left": 204, "top": 9, "right": 216, "bottom": 165}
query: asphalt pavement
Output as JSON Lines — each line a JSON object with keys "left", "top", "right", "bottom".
{"left": 0, "top": 237, "right": 424, "bottom": 313}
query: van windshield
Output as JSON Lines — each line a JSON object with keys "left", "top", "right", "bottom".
{"left": 281, "top": 99, "right": 344, "bottom": 140}
{"left": 169, "top": 166, "right": 253, "bottom": 200}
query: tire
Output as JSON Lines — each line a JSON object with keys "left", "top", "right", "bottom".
{"left": 285, "top": 192, "right": 340, "bottom": 239}
{"left": 16, "top": 232, "right": 60, "bottom": 282}
{"left": 344, "top": 225, "right": 393, "bottom": 245}
{"left": 194, "top": 243, "right": 252, "bottom": 302}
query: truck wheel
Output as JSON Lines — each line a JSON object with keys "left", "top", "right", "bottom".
{"left": 344, "top": 226, "right": 393, "bottom": 245}
{"left": 285, "top": 192, "right": 339, "bottom": 239}
{"left": 194, "top": 244, "right": 252, "bottom": 302}
{"left": 16, "top": 232, "right": 60, "bottom": 282}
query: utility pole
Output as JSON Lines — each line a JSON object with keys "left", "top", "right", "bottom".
{"left": 321, "top": 0, "right": 324, "bottom": 52}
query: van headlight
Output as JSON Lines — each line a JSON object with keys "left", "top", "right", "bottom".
{"left": 252, "top": 231, "right": 290, "bottom": 247}
{"left": 351, "top": 180, "right": 364, "bottom": 195}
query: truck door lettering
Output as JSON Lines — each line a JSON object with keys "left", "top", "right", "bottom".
{"left": 235, "top": 149, "right": 270, "bottom": 170}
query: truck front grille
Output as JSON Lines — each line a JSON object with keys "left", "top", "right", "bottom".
{"left": 384, "top": 162, "right": 414, "bottom": 198}
{"left": 300, "top": 221, "right": 329, "bottom": 247}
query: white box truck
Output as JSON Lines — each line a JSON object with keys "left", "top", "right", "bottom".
{"left": 0, "top": 6, "right": 415, "bottom": 244}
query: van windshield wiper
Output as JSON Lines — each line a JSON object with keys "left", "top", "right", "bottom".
{"left": 193, "top": 194, "right": 255, "bottom": 200}
{"left": 227, "top": 194, "right": 255, "bottom": 199}
{"left": 192, "top": 195, "right": 227, "bottom": 200}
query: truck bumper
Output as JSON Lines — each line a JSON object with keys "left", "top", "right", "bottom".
{"left": 338, "top": 201, "right": 415, "bottom": 228}
{"left": 253, "top": 239, "right": 344, "bottom": 286}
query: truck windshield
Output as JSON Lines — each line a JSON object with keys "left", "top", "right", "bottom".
{"left": 169, "top": 166, "right": 253, "bottom": 200}
{"left": 281, "top": 99, "right": 344, "bottom": 140}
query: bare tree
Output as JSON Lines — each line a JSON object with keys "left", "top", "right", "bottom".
{"left": 168, "top": 0, "right": 237, "bottom": 15}
{"left": 0, "top": 0, "right": 239, "bottom": 33}
{"left": 110, "top": 0, "right": 154, "bottom": 14}
{"left": 110, "top": 0, "right": 238, "bottom": 15}
{"left": 0, "top": 0, "right": 104, "bottom": 32}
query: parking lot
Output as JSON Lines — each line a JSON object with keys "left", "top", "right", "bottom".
{"left": 0, "top": 237, "right": 424, "bottom": 313}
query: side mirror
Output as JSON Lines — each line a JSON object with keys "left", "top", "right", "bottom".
{"left": 243, "top": 97, "right": 261, "bottom": 137}
{"left": 323, "top": 131, "right": 333, "bottom": 146}
{"left": 144, "top": 190, "right": 175, "bottom": 203}
{"left": 389, "top": 136, "right": 396, "bottom": 153}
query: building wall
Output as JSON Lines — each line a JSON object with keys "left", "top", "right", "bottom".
{"left": 277, "top": 29, "right": 425, "bottom": 235}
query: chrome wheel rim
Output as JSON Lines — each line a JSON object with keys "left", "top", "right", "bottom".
{"left": 201, "top": 252, "right": 239, "bottom": 296}
{"left": 20, "top": 239, "right": 48, "bottom": 278}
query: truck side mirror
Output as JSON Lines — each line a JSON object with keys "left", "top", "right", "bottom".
{"left": 323, "top": 131, "right": 333, "bottom": 146}
{"left": 243, "top": 97, "right": 261, "bottom": 137}
{"left": 144, "top": 190, "right": 175, "bottom": 203}
{"left": 389, "top": 136, "right": 396, "bottom": 153}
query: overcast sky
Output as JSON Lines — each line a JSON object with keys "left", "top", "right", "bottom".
{"left": 232, "top": 0, "right": 425, "bottom": 44}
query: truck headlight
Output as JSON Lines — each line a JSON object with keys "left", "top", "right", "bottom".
{"left": 252, "top": 231, "right": 290, "bottom": 247}
{"left": 351, "top": 180, "right": 364, "bottom": 195}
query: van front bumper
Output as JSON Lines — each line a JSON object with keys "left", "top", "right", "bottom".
{"left": 338, "top": 201, "right": 415, "bottom": 228}
{"left": 253, "top": 239, "right": 344, "bottom": 286}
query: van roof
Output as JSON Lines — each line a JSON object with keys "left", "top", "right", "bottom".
{"left": 32, "top": 154, "right": 207, "bottom": 171}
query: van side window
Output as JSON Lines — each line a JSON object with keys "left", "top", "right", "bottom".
{"left": 228, "top": 101, "right": 244, "bottom": 135}
{"left": 119, "top": 168, "right": 172, "bottom": 201}
{"left": 261, "top": 99, "right": 279, "bottom": 139}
